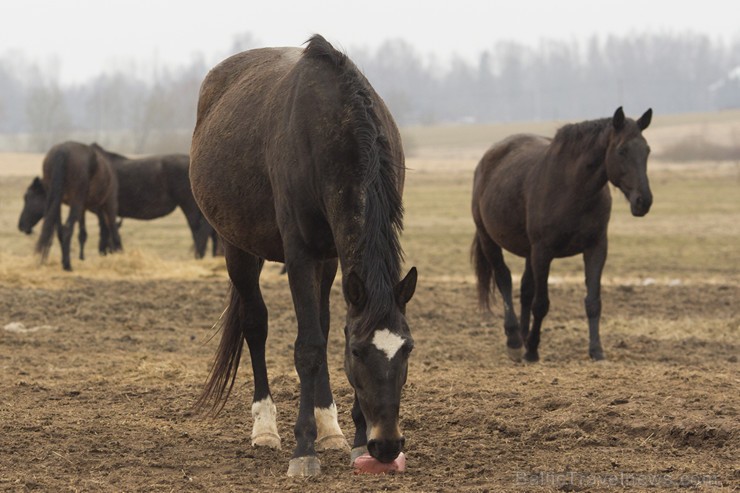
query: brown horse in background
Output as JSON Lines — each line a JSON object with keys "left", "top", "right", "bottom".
{"left": 31, "top": 141, "right": 121, "bottom": 270}
{"left": 472, "top": 107, "right": 653, "bottom": 363}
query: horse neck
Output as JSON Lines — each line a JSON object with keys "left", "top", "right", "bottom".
{"left": 319, "top": 53, "right": 404, "bottom": 333}
{"left": 556, "top": 125, "right": 611, "bottom": 195}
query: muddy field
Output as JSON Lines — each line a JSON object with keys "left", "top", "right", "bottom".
{"left": 1, "top": 118, "right": 738, "bottom": 491}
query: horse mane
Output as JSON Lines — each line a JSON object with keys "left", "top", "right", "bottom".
{"left": 304, "top": 35, "right": 405, "bottom": 337}
{"left": 551, "top": 118, "right": 611, "bottom": 158}
{"left": 303, "top": 34, "right": 347, "bottom": 68}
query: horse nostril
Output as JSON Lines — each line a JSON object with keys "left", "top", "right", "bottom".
{"left": 367, "top": 438, "right": 403, "bottom": 464}
{"left": 367, "top": 439, "right": 379, "bottom": 458}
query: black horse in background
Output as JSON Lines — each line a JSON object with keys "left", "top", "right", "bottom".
{"left": 190, "top": 35, "right": 417, "bottom": 476}
{"left": 18, "top": 141, "right": 122, "bottom": 271}
{"left": 471, "top": 107, "right": 653, "bottom": 363}
{"left": 91, "top": 144, "right": 220, "bottom": 258}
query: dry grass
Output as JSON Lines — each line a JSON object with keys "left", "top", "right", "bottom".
{"left": 1, "top": 110, "right": 739, "bottom": 289}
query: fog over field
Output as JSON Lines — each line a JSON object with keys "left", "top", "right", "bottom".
{"left": 2, "top": 1, "right": 740, "bottom": 153}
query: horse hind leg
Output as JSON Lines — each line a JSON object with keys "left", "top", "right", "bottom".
{"left": 222, "top": 245, "right": 280, "bottom": 449}
{"left": 524, "top": 248, "right": 553, "bottom": 363}
{"left": 474, "top": 229, "right": 524, "bottom": 361}
{"left": 60, "top": 204, "right": 83, "bottom": 271}
{"left": 313, "top": 258, "right": 349, "bottom": 452}
{"left": 184, "top": 210, "right": 209, "bottom": 259}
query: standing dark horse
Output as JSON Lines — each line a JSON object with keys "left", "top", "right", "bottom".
{"left": 19, "top": 141, "right": 122, "bottom": 271}
{"left": 471, "top": 107, "right": 652, "bottom": 363}
{"left": 91, "top": 144, "right": 220, "bottom": 258}
{"left": 190, "top": 35, "right": 417, "bottom": 477}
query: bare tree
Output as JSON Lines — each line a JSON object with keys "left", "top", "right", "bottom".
{"left": 25, "top": 80, "right": 72, "bottom": 151}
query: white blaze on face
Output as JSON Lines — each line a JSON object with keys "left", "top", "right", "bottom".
{"left": 372, "top": 328, "right": 405, "bottom": 361}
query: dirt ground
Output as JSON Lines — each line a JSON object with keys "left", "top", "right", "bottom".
{"left": 1, "top": 116, "right": 739, "bottom": 492}
{"left": 1, "top": 270, "right": 737, "bottom": 492}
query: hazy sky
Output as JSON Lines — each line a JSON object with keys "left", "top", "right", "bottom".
{"left": 4, "top": 0, "right": 738, "bottom": 84}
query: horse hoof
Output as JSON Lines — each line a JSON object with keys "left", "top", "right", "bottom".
{"left": 316, "top": 434, "right": 350, "bottom": 452}
{"left": 507, "top": 346, "right": 524, "bottom": 362}
{"left": 523, "top": 351, "right": 539, "bottom": 363}
{"left": 287, "top": 456, "right": 321, "bottom": 477}
{"left": 590, "top": 350, "right": 606, "bottom": 361}
{"left": 350, "top": 446, "right": 368, "bottom": 465}
{"left": 252, "top": 433, "right": 281, "bottom": 449}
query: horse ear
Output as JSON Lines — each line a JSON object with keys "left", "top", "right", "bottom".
{"left": 345, "top": 271, "right": 366, "bottom": 310}
{"left": 395, "top": 267, "right": 418, "bottom": 306}
{"left": 637, "top": 108, "right": 652, "bottom": 131}
{"left": 612, "top": 107, "right": 625, "bottom": 131}
{"left": 31, "top": 177, "right": 44, "bottom": 192}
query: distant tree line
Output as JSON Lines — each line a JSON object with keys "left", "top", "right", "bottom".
{"left": 1, "top": 31, "right": 739, "bottom": 153}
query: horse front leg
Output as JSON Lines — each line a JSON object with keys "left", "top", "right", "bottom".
{"left": 313, "top": 258, "right": 349, "bottom": 452}
{"left": 524, "top": 247, "right": 553, "bottom": 362}
{"left": 78, "top": 210, "right": 87, "bottom": 260}
{"left": 285, "top": 251, "right": 325, "bottom": 477}
{"left": 350, "top": 393, "right": 368, "bottom": 462}
{"left": 583, "top": 238, "right": 608, "bottom": 360}
{"left": 520, "top": 257, "right": 534, "bottom": 342}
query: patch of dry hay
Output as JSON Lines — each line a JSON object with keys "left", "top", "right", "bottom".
{"left": 0, "top": 250, "right": 229, "bottom": 289}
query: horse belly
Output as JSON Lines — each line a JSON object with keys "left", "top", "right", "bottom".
{"left": 485, "top": 214, "right": 530, "bottom": 258}
{"left": 477, "top": 179, "right": 530, "bottom": 257}
{"left": 118, "top": 190, "right": 177, "bottom": 219}
{"left": 191, "top": 163, "right": 284, "bottom": 261}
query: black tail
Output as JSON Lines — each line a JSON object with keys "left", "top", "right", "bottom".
{"left": 471, "top": 229, "right": 495, "bottom": 312}
{"left": 35, "top": 149, "right": 66, "bottom": 262}
{"left": 195, "top": 284, "right": 245, "bottom": 414}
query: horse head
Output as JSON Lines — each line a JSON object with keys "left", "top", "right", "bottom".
{"left": 18, "top": 177, "right": 46, "bottom": 234}
{"left": 606, "top": 107, "right": 653, "bottom": 217}
{"left": 342, "top": 267, "right": 417, "bottom": 464}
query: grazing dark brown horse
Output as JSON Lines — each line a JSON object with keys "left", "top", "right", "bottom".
{"left": 21, "top": 141, "right": 122, "bottom": 271}
{"left": 91, "top": 144, "right": 220, "bottom": 258}
{"left": 190, "top": 35, "right": 417, "bottom": 477}
{"left": 472, "top": 107, "right": 653, "bottom": 363}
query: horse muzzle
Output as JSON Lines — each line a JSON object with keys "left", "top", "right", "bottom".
{"left": 367, "top": 436, "right": 405, "bottom": 464}
{"left": 629, "top": 191, "right": 652, "bottom": 217}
